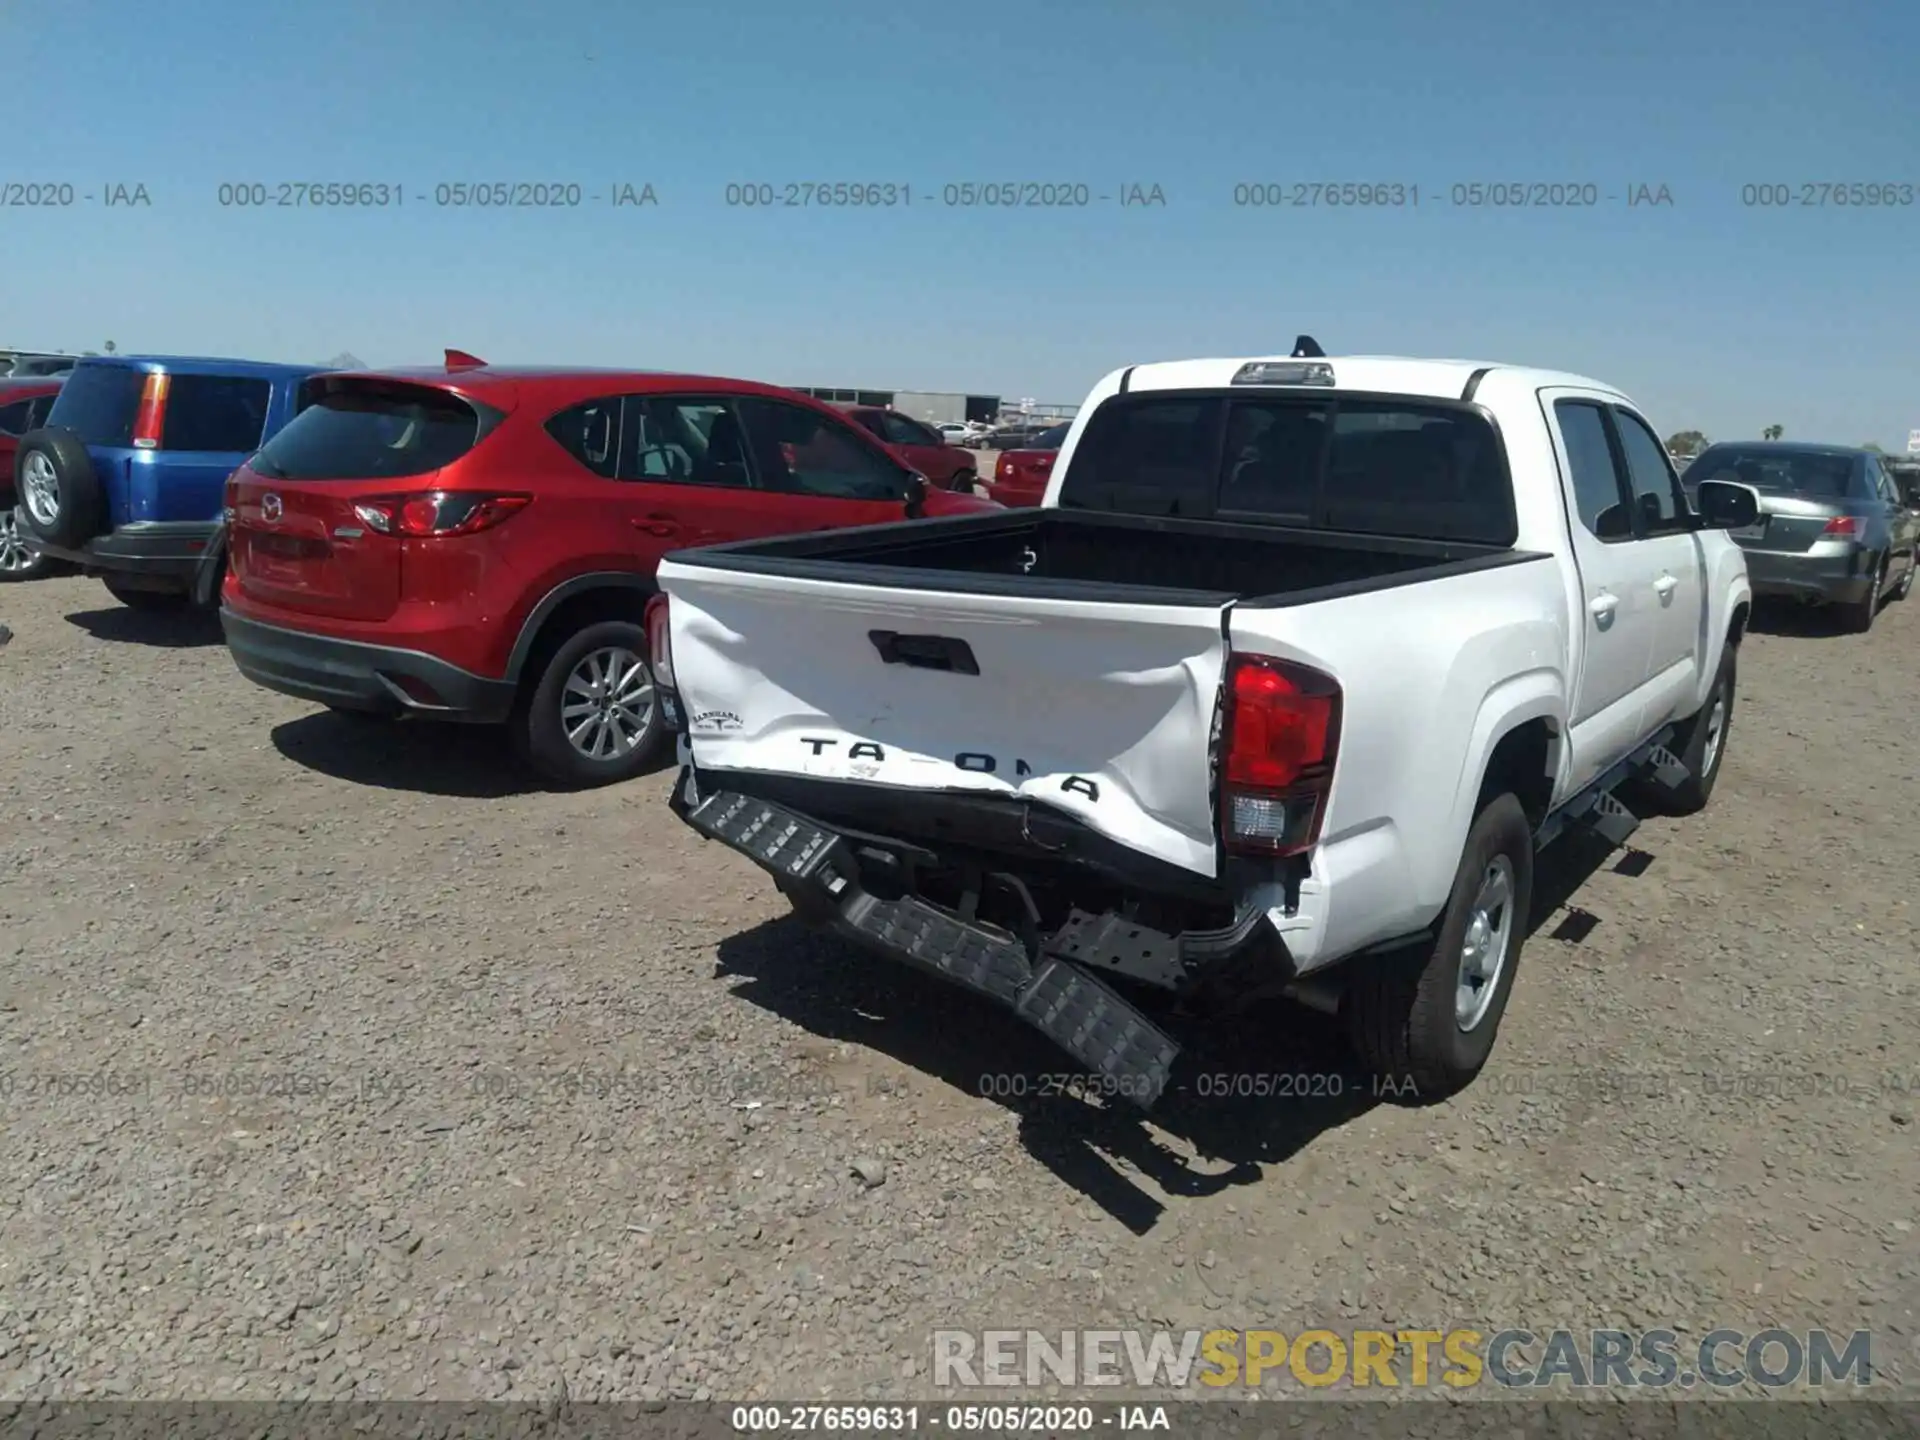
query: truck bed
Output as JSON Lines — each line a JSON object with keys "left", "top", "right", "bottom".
{"left": 669, "top": 507, "right": 1541, "bottom": 606}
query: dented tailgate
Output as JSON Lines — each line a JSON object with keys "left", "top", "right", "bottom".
{"left": 659, "top": 560, "right": 1232, "bottom": 877}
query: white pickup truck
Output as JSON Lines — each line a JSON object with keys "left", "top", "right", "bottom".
{"left": 651, "top": 346, "right": 1759, "bottom": 1109}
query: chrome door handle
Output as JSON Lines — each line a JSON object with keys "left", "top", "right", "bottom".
{"left": 1653, "top": 573, "right": 1678, "bottom": 599}
{"left": 1589, "top": 593, "right": 1618, "bottom": 621}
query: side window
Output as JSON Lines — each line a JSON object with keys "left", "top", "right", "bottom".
{"left": 1871, "top": 462, "right": 1899, "bottom": 505}
{"left": 1612, "top": 408, "right": 1688, "bottom": 536}
{"left": 621, "top": 398, "right": 750, "bottom": 486}
{"left": 734, "top": 398, "right": 905, "bottom": 501}
{"left": 543, "top": 397, "right": 623, "bottom": 479}
{"left": 1553, "top": 400, "right": 1631, "bottom": 541}
{"left": 0, "top": 399, "right": 31, "bottom": 434}
{"left": 161, "top": 375, "right": 271, "bottom": 452}
{"left": 879, "top": 413, "right": 936, "bottom": 447}
{"left": 28, "top": 395, "right": 56, "bottom": 429}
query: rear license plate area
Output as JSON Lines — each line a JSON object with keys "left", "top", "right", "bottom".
{"left": 249, "top": 531, "right": 329, "bottom": 560}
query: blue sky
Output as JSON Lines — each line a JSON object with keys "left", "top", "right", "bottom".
{"left": 6, "top": 0, "right": 1919, "bottom": 448}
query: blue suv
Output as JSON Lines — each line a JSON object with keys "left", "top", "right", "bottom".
{"left": 11, "top": 355, "right": 325, "bottom": 609}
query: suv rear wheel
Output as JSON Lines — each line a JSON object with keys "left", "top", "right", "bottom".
{"left": 513, "top": 619, "right": 667, "bottom": 787}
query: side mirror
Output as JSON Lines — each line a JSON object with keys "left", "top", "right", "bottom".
{"left": 902, "top": 472, "right": 929, "bottom": 518}
{"left": 1694, "top": 479, "right": 1760, "bottom": 530}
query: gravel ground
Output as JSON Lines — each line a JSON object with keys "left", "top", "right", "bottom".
{"left": 1, "top": 571, "right": 1917, "bottom": 1403}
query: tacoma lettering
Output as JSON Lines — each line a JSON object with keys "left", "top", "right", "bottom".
{"left": 796, "top": 738, "right": 1098, "bottom": 800}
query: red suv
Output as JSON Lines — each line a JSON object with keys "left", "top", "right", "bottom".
{"left": 1, "top": 376, "right": 66, "bottom": 579}
{"left": 835, "top": 405, "right": 978, "bottom": 492}
{"left": 218, "top": 358, "right": 999, "bottom": 786}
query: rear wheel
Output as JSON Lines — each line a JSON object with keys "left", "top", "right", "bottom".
{"left": 1838, "top": 557, "right": 1884, "bottom": 632}
{"left": 513, "top": 619, "right": 667, "bottom": 788}
{"left": 101, "top": 577, "right": 189, "bottom": 611}
{"left": 1660, "top": 643, "right": 1736, "bottom": 815}
{"left": 1344, "top": 792, "right": 1533, "bottom": 1099}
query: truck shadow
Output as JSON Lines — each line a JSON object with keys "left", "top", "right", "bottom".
{"left": 713, "top": 827, "right": 1628, "bottom": 1233}
{"left": 269, "top": 711, "right": 547, "bottom": 798}
{"left": 64, "top": 605, "right": 224, "bottom": 649}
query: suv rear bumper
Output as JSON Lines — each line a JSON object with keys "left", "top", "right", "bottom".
{"left": 221, "top": 610, "right": 517, "bottom": 722}
{"left": 24, "top": 517, "right": 219, "bottom": 587}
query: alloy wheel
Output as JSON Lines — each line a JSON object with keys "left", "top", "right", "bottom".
{"left": 560, "top": 646, "right": 655, "bottom": 761}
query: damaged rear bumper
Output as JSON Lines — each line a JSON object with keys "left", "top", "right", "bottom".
{"left": 671, "top": 768, "right": 1192, "bottom": 1109}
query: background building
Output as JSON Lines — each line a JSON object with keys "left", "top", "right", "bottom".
{"left": 794, "top": 387, "right": 1001, "bottom": 425}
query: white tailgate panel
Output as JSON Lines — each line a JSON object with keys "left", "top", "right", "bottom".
{"left": 663, "top": 564, "right": 1231, "bottom": 876}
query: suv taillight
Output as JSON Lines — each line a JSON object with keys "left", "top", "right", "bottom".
{"left": 353, "top": 491, "right": 530, "bottom": 538}
{"left": 1821, "top": 515, "right": 1864, "bottom": 538}
{"left": 646, "top": 595, "right": 674, "bottom": 688}
{"left": 132, "top": 372, "right": 169, "bottom": 449}
{"left": 1220, "top": 654, "right": 1341, "bottom": 857}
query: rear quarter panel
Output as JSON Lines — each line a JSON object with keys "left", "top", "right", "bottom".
{"left": 1231, "top": 554, "right": 1572, "bottom": 963}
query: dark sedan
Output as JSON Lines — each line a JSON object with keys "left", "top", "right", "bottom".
{"left": 1682, "top": 442, "right": 1919, "bottom": 632}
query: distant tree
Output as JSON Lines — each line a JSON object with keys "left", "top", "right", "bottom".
{"left": 1665, "top": 429, "right": 1708, "bottom": 456}
{"left": 1763, "top": 424, "right": 1784, "bottom": 440}
{"left": 103, "top": 340, "right": 116, "bottom": 355}
{"left": 82, "top": 350, "right": 98, "bottom": 357}
{"left": 322, "top": 351, "right": 366, "bottom": 370}
{"left": 1862, "top": 441, "right": 1884, "bottom": 452}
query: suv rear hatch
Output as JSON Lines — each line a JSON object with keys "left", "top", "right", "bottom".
{"left": 231, "top": 378, "right": 502, "bottom": 621}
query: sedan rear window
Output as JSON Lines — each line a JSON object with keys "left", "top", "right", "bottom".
{"left": 46, "top": 364, "right": 145, "bottom": 447}
{"left": 1060, "top": 393, "right": 1517, "bottom": 545}
{"left": 1683, "top": 449, "right": 1862, "bottom": 500}
{"left": 251, "top": 383, "right": 492, "bottom": 480}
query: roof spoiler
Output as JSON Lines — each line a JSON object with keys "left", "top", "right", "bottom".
{"left": 445, "top": 348, "right": 487, "bottom": 371}
{"left": 1290, "top": 335, "right": 1325, "bottom": 358}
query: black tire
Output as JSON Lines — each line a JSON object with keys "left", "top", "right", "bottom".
{"left": 0, "top": 500, "right": 52, "bottom": 581}
{"left": 1893, "top": 552, "right": 1916, "bottom": 603}
{"left": 511, "top": 618, "right": 667, "bottom": 788}
{"left": 1661, "top": 644, "right": 1736, "bottom": 815}
{"left": 101, "top": 577, "right": 190, "bottom": 611}
{"left": 1838, "top": 556, "right": 1884, "bottom": 633}
{"left": 11, "top": 428, "right": 104, "bottom": 550}
{"left": 1344, "top": 792, "right": 1533, "bottom": 1099}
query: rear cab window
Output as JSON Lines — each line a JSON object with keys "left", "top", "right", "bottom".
{"left": 1059, "top": 391, "right": 1517, "bottom": 545}
{"left": 250, "top": 381, "right": 496, "bottom": 480}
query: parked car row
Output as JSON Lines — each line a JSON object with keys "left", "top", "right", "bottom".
{"left": 0, "top": 351, "right": 79, "bottom": 379}
{"left": 7, "top": 341, "right": 1917, "bottom": 1113}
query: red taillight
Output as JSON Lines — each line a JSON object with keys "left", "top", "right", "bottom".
{"left": 645, "top": 595, "right": 674, "bottom": 688}
{"left": 131, "top": 372, "right": 169, "bottom": 450}
{"left": 353, "top": 491, "right": 530, "bottom": 538}
{"left": 997, "top": 454, "right": 1014, "bottom": 480}
{"left": 1220, "top": 655, "right": 1341, "bottom": 857}
{"left": 1822, "top": 515, "right": 1864, "bottom": 538}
